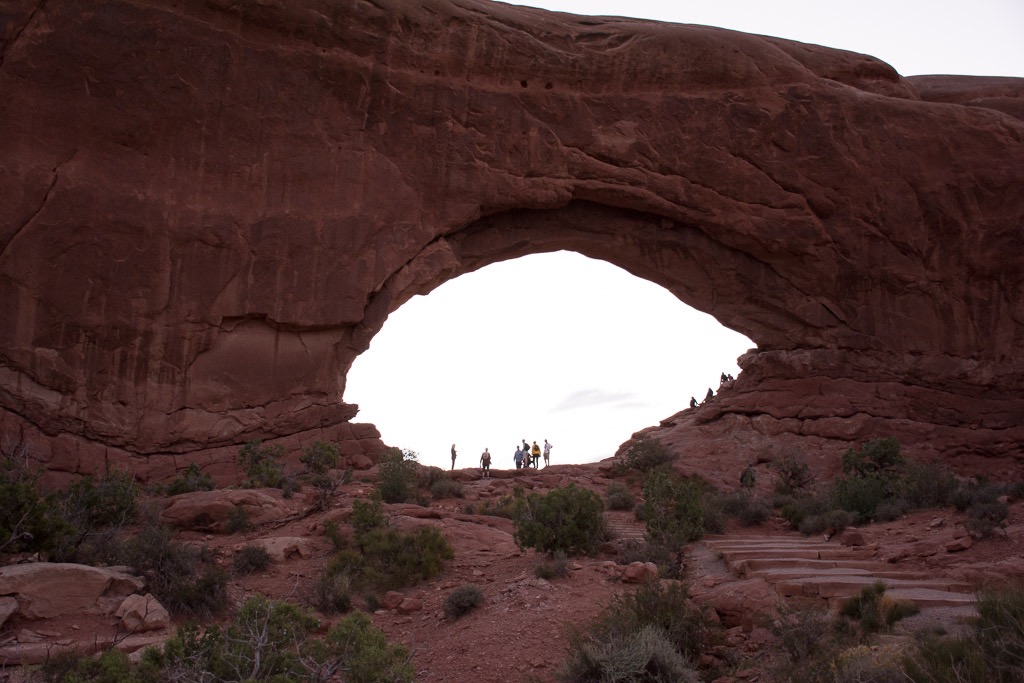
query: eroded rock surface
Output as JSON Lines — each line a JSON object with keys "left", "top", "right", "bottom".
{"left": 1, "top": 0, "right": 1022, "bottom": 478}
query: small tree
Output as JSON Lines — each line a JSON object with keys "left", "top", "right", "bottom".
{"left": 377, "top": 448, "right": 419, "bottom": 504}
{"left": 301, "top": 440, "right": 341, "bottom": 511}
{"left": 514, "top": 484, "right": 606, "bottom": 556}
{"left": 239, "top": 439, "right": 286, "bottom": 488}
{"left": 641, "top": 470, "right": 706, "bottom": 549}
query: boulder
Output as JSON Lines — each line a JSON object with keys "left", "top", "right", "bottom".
{"left": 694, "top": 578, "right": 781, "bottom": 630}
{"left": 0, "top": 595, "right": 16, "bottom": 630}
{"left": 161, "top": 489, "right": 292, "bottom": 532}
{"left": 240, "top": 536, "right": 314, "bottom": 562}
{"left": 0, "top": 563, "right": 144, "bottom": 620}
{"left": 115, "top": 593, "right": 171, "bottom": 632}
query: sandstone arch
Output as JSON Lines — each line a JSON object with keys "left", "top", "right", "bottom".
{"left": 1, "top": 0, "right": 1022, "bottom": 480}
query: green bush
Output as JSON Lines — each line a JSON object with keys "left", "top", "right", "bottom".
{"left": 616, "top": 540, "right": 679, "bottom": 579}
{"left": 902, "top": 586, "right": 1024, "bottom": 683}
{"left": 535, "top": 550, "right": 570, "bottom": 579}
{"left": 119, "top": 520, "right": 228, "bottom": 618}
{"left": 63, "top": 471, "right": 139, "bottom": 529}
{"left": 377, "top": 448, "right": 419, "bottom": 504}
{"left": 641, "top": 470, "right": 705, "bottom": 550}
{"left": 311, "top": 570, "right": 353, "bottom": 614}
{"left": 37, "top": 647, "right": 161, "bottom": 683}
{"left": 465, "top": 494, "right": 524, "bottom": 519}
{"left": 841, "top": 437, "right": 903, "bottom": 478}
{"left": 166, "top": 463, "right": 215, "bottom": 496}
{"left": 829, "top": 474, "right": 890, "bottom": 524}
{"left": 714, "top": 490, "right": 770, "bottom": 526}
{"left": 619, "top": 435, "right": 674, "bottom": 473}
{"left": 605, "top": 482, "right": 637, "bottom": 511}
{"left": 0, "top": 444, "right": 72, "bottom": 556}
{"left": 772, "top": 453, "right": 814, "bottom": 496}
{"left": 429, "top": 475, "right": 464, "bottom": 500}
{"left": 798, "top": 509, "right": 854, "bottom": 536}
{"left": 514, "top": 484, "right": 606, "bottom": 556}
{"left": 965, "top": 500, "right": 1009, "bottom": 538}
{"left": 225, "top": 505, "right": 250, "bottom": 533}
{"left": 559, "top": 624, "right": 699, "bottom": 683}
{"left": 301, "top": 440, "right": 341, "bottom": 511}
{"left": 328, "top": 522, "right": 453, "bottom": 594}
{"left": 239, "top": 439, "right": 286, "bottom": 489}
{"left": 232, "top": 544, "right": 272, "bottom": 575}
{"left": 838, "top": 581, "right": 918, "bottom": 634}
{"left": 351, "top": 495, "right": 387, "bottom": 537}
{"left": 897, "top": 460, "right": 958, "bottom": 509}
{"left": 443, "top": 584, "right": 484, "bottom": 619}
{"left": 560, "top": 581, "right": 716, "bottom": 682}
{"left": 305, "top": 612, "right": 415, "bottom": 683}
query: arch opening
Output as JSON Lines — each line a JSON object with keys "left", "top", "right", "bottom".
{"left": 345, "top": 251, "right": 753, "bottom": 469}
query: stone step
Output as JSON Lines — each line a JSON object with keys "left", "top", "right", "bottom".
{"left": 826, "top": 588, "right": 977, "bottom": 611}
{"left": 747, "top": 566, "right": 936, "bottom": 582}
{"left": 717, "top": 547, "right": 877, "bottom": 564}
{"left": 731, "top": 558, "right": 894, "bottom": 574}
{"left": 774, "top": 575, "right": 975, "bottom": 600}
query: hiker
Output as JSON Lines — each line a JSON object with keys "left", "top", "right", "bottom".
{"left": 514, "top": 446, "right": 524, "bottom": 470}
{"left": 530, "top": 441, "right": 541, "bottom": 468}
{"left": 480, "top": 448, "right": 491, "bottom": 478}
{"left": 704, "top": 387, "right": 714, "bottom": 403}
{"left": 689, "top": 396, "right": 698, "bottom": 409}
{"left": 450, "top": 444, "right": 457, "bottom": 470}
{"left": 720, "top": 372, "right": 728, "bottom": 386}
{"left": 543, "top": 439, "right": 552, "bottom": 467}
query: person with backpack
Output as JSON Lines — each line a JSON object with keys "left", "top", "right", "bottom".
{"left": 530, "top": 441, "right": 541, "bottom": 469}
{"left": 480, "top": 448, "right": 492, "bottom": 478}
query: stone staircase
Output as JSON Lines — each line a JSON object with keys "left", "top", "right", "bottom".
{"left": 702, "top": 534, "right": 978, "bottom": 622}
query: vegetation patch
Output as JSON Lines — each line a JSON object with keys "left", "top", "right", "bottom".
{"left": 514, "top": 484, "right": 606, "bottom": 556}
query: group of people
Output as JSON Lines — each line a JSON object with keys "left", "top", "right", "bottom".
{"left": 513, "top": 439, "right": 551, "bottom": 470}
{"left": 449, "top": 439, "right": 552, "bottom": 477}
{"left": 688, "top": 371, "right": 737, "bottom": 409}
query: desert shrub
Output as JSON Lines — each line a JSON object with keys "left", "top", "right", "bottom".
{"left": 467, "top": 494, "right": 524, "bottom": 519}
{"left": 63, "top": 471, "right": 139, "bottom": 529}
{"left": 714, "top": 490, "right": 771, "bottom": 527}
{"left": 619, "top": 435, "right": 674, "bottom": 473}
{"left": 166, "top": 463, "right": 215, "bottom": 496}
{"left": 239, "top": 439, "right": 286, "bottom": 489}
{"left": 873, "top": 498, "right": 910, "bottom": 523}
{"left": 772, "top": 453, "right": 815, "bottom": 496}
{"left": 377, "top": 448, "right": 419, "bottom": 504}
{"left": 773, "top": 605, "right": 835, "bottom": 664}
{"left": 605, "top": 482, "right": 636, "bottom": 511}
{"left": 897, "top": 460, "right": 958, "bottom": 509}
{"left": 444, "top": 584, "right": 484, "bottom": 619}
{"left": 301, "top": 440, "right": 341, "bottom": 511}
{"left": 559, "top": 624, "right": 699, "bottom": 683}
{"left": 535, "top": 550, "right": 570, "bottom": 579}
{"left": 514, "top": 484, "right": 606, "bottom": 556}
{"left": 829, "top": 474, "right": 890, "bottom": 523}
{"left": 119, "top": 520, "right": 228, "bottom": 618}
{"left": 36, "top": 647, "right": 161, "bottom": 683}
{"left": 225, "top": 505, "right": 250, "bottom": 533}
{"left": 429, "top": 475, "right": 464, "bottom": 500}
{"left": 641, "top": 470, "right": 705, "bottom": 550}
{"left": 304, "top": 611, "right": 415, "bottom": 683}
{"left": 311, "top": 569, "right": 353, "bottom": 614}
{"left": 562, "top": 581, "right": 717, "bottom": 682}
{"left": 965, "top": 500, "right": 1009, "bottom": 538}
{"left": 902, "top": 586, "right": 1024, "bottom": 683}
{"left": 841, "top": 437, "right": 904, "bottom": 478}
{"left": 831, "top": 645, "right": 905, "bottom": 683}
{"left": 838, "top": 581, "right": 918, "bottom": 634}
{"left": 329, "top": 525, "right": 453, "bottom": 594}
{"left": 351, "top": 494, "right": 387, "bottom": 536}
{"left": 0, "top": 443, "right": 72, "bottom": 556}
{"left": 232, "top": 544, "right": 272, "bottom": 575}
{"left": 798, "top": 508, "right": 855, "bottom": 536}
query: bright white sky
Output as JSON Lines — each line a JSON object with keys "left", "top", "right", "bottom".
{"left": 345, "top": 0, "right": 1024, "bottom": 470}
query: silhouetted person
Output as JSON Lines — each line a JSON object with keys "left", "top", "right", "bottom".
{"left": 704, "top": 387, "right": 714, "bottom": 403}
{"left": 451, "top": 444, "right": 457, "bottom": 470}
{"left": 689, "top": 396, "right": 698, "bottom": 409}
{"left": 480, "top": 448, "right": 491, "bottom": 478}
{"left": 720, "top": 372, "right": 728, "bottom": 386}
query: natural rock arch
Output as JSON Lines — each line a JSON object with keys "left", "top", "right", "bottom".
{"left": 1, "top": 0, "right": 1022, "bottom": 481}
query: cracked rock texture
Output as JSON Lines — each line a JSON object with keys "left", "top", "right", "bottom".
{"left": 1, "top": 0, "right": 1022, "bottom": 481}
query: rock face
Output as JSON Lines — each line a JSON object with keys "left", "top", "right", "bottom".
{"left": 1, "top": 1, "right": 1022, "bottom": 479}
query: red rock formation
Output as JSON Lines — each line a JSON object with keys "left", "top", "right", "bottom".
{"left": 1, "top": 1, "right": 1022, "bottom": 480}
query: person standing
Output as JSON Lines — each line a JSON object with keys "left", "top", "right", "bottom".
{"left": 451, "top": 444, "right": 457, "bottom": 470}
{"left": 514, "top": 445, "right": 524, "bottom": 470}
{"left": 480, "top": 448, "right": 492, "bottom": 478}
{"left": 543, "top": 439, "right": 552, "bottom": 467}
{"left": 530, "top": 441, "right": 541, "bottom": 469}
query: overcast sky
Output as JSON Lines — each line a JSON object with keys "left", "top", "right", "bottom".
{"left": 344, "top": 1, "right": 1024, "bottom": 470}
